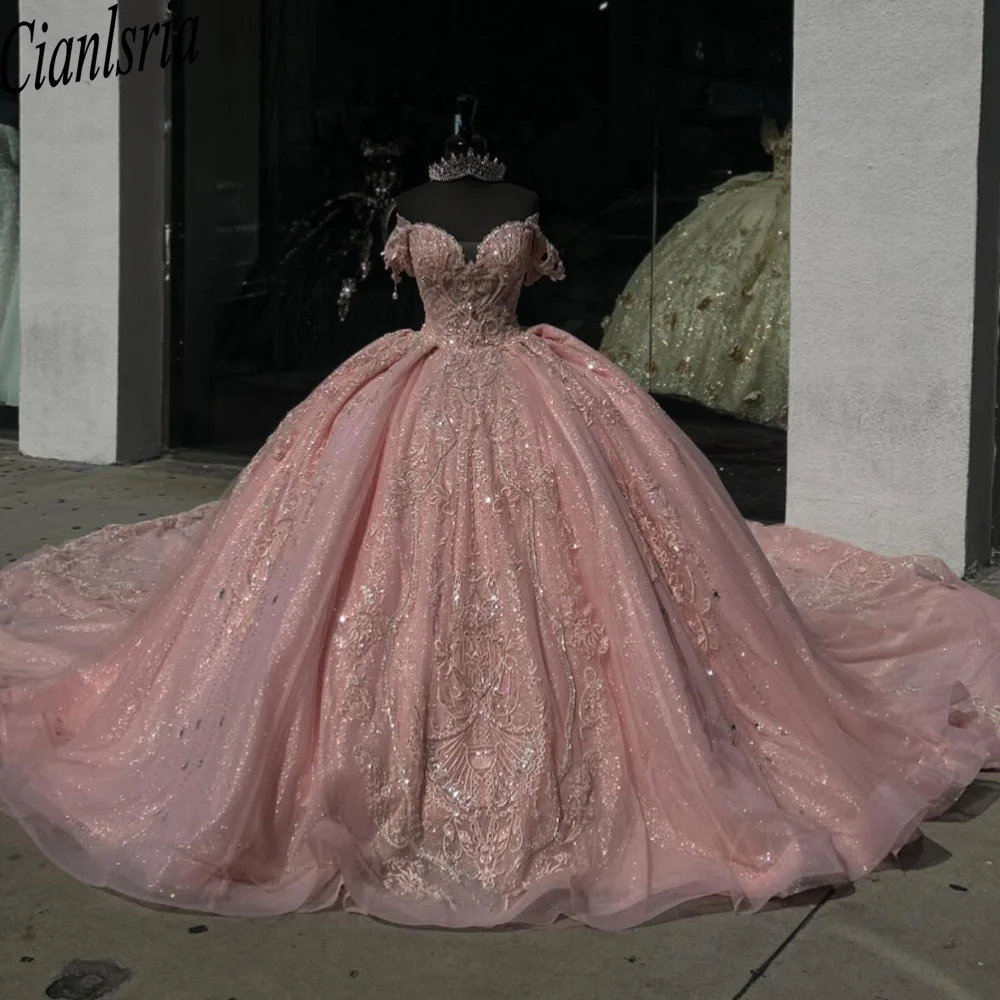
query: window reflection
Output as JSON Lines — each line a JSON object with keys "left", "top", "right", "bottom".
{"left": 168, "top": 0, "right": 790, "bottom": 519}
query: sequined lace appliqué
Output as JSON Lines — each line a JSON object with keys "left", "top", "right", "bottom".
{"left": 336, "top": 212, "right": 818, "bottom": 906}
{"left": 321, "top": 217, "right": 617, "bottom": 908}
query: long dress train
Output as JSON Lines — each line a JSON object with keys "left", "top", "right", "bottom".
{"left": 0, "top": 213, "right": 997, "bottom": 930}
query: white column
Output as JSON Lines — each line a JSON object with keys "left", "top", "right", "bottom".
{"left": 18, "top": 0, "right": 166, "bottom": 464}
{"left": 788, "top": 0, "right": 997, "bottom": 575}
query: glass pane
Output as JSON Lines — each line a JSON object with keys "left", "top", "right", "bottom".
{"left": 607, "top": 0, "right": 792, "bottom": 523}
{"left": 168, "top": 0, "right": 791, "bottom": 523}
{"left": 168, "top": 0, "right": 661, "bottom": 455}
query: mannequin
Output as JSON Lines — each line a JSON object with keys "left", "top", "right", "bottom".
{"left": 393, "top": 95, "right": 538, "bottom": 257}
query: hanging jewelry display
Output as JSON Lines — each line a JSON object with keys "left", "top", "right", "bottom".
{"left": 272, "top": 138, "right": 403, "bottom": 326}
{"left": 226, "top": 138, "right": 405, "bottom": 378}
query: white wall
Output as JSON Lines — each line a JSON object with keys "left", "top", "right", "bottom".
{"left": 18, "top": 0, "right": 165, "bottom": 464}
{"left": 789, "top": 0, "right": 994, "bottom": 574}
{"left": 19, "top": 0, "right": 121, "bottom": 463}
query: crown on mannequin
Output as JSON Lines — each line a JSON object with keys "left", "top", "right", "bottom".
{"left": 428, "top": 149, "right": 507, "bottom": 183}
{"left": 428, "top": 94, "right": 506, "bottom": 183}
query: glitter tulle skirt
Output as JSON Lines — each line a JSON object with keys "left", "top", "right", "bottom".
{"left": 1, "top": 325, "right": 998, "bottom": 929}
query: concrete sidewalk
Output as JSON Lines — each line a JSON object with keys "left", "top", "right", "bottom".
{"left": 1, "top": 439, "right": 998, "bottom": 1000}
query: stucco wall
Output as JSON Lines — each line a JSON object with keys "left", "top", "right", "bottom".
{"left": 788, "top": 0, "right": 991, "bottom": 574}
{"left": 18, "top": 0, "right": 166, "bottom": 464}
{"left": 18, "top": 0, "right": 122, "bottom": 463}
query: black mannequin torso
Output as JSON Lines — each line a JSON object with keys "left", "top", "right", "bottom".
{"left": 394, "top": 178, "right": 539, "bottom": 258}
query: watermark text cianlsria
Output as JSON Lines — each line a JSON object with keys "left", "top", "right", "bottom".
{"left": 1, "top": 2, "right": 199, "bottom": 94}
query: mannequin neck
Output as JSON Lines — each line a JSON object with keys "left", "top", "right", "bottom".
{"left": 394, "top": 178, "right": 539, "bottom": 245}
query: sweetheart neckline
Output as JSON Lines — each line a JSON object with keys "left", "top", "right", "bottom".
{"left": 395, "top": 213, "right": 541, "bottom": 265}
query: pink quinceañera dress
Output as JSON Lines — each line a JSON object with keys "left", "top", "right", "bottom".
{"left": 1, "top": 215, "right": 998, "bottom": 930}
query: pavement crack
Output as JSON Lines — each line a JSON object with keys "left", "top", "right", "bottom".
{"left": 728, "top": 887, "right": 835, "bottom": 1000}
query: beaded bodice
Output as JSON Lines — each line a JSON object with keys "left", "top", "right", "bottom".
{"left": 382, "top": 214, "right": 565, "bottom": 347}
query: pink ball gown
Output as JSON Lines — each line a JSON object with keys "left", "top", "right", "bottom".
{"left": 1, "top": 214, "right": 998, "bottom": 930}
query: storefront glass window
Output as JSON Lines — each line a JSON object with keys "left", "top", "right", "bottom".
{"left": 169, "top": 0, "right": 790, "bottom": 520}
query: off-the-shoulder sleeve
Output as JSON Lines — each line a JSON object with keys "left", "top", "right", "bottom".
{"left": 382, "top": 216, "right": 413, "bottom": 286}
{"left": 525, "top": 223, "right": 565, "bottom": 286}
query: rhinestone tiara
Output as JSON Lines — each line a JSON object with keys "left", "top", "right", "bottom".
{"left": 428, "top": 150, "right": 506, "bottom": 183}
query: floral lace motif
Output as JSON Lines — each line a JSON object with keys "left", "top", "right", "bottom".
{"left": 337, "top": 362, "right": 614, "bottom": 904}
{"left": 311, "top": 221, "right": 615, "bottom": 908}
{"left": 762, "top": 535, "right": 955, "bottom": 616}
{"left": 382, "top": 215, "right": 564, "bottom": 349}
